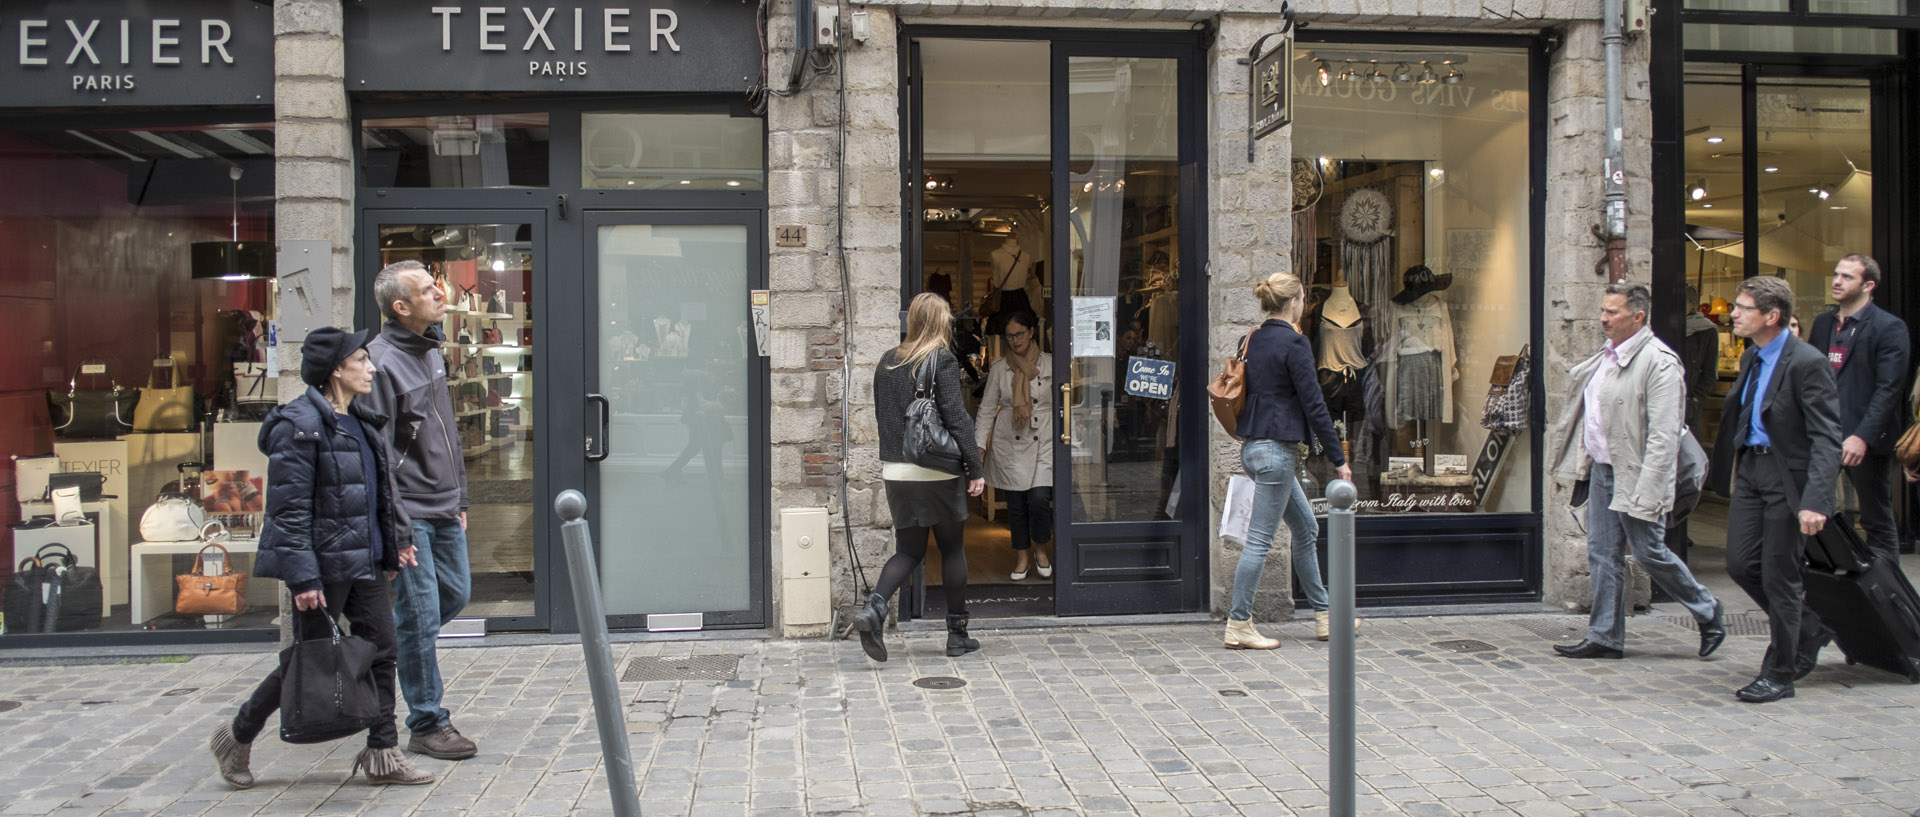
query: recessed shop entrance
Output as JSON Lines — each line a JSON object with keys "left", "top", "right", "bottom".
{"left": 900, "top": 31, "right": 1211, "bottom": 619}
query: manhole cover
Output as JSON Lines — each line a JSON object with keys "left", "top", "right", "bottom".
{"left": 1432, "top": 639, "right": 1497, "bottom": 653}
{"left": 912, "top": 676, "right": 967, "bottom": 690}
{"left": 1661, "top": 612, "right": 1771, "bottom": 636}
{"left": 1218, "top": 689, "right": 1249, "bottom": 697}
{"left": 0, "top": 701, "right": 19, "bottom": 713}
{"left": 618, "top": 655, "right": 740, "bottom": 683}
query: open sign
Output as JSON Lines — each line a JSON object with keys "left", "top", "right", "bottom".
{"left": 1123, "top": 358, "right": 1175, "bottom": 400}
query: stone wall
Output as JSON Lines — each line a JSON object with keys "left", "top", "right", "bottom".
{"left": 273, "top": 0, "right": 354, "bottom": 378}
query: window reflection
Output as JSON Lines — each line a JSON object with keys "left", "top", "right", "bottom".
{"left": 360, "top": 113, "right": 550, "bottom": 188}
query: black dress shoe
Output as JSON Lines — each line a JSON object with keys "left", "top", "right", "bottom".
{"left": 1794, "top": 631, "right": 1832, "bottom": 681}
{"left": 1698, "top": 599, "right": 1727, "bottom": 658}
{"left": 1735, "top": 677, "right": 1795, "bottom": 703}
{"left": 1553, "top": 640, "right": 1624, "bottom": 659}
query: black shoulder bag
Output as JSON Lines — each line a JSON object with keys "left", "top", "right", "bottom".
{"left": 901, "top": 355, "right": 965, "bottom": 475}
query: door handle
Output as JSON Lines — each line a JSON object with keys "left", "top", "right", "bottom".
{"left": 1060, "top": 382, "right": 1073, "bottom": 445}
{"left": 586, "top": 393, "right": 610, "bottom": 462}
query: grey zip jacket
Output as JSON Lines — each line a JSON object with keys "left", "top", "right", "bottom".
{"left": 365, "top": 320, "right": 469, "bottom": 521}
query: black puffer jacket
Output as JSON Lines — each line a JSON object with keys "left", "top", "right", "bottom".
{"left": 253, "top": 387, "right": 406, "bottom": 591}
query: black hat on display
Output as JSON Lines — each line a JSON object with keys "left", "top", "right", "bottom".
{"left": 1391, "top": 264, "right": 1453, "bottom": 305}
{"left": 301, "top": 327, "right": 374, "bottom": 388}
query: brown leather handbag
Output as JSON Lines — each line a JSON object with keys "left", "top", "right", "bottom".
{"left": 175, "top": 539, "right": 249, "bottom": 616}
{"left": 1895, "top": 420, "right": 1920, "bottom": 470}
{"left": 1208, "top": 333, "right": 1253, "bottom": 439}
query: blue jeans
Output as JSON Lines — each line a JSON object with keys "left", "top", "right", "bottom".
{"left": 1584, "top": 464, "right": 1717, "bottom": 650}
{"left": 392, "top": 517, "right": 471, "bottom": 735}
{"left": 1231, "top": 439, "right": 1328, "bottom": 620}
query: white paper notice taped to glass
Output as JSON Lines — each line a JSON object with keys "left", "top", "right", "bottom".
{"left": 1071, "top": 296, "right": 1115, "bottom": 358}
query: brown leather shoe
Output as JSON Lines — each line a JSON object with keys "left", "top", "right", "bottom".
{"left": 407, "top": 724, "right": 478, "bottom": 760}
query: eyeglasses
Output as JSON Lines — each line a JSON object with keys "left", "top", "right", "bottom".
{"left": 1006, "top": 330, "right": 1032, "bottom": 341}
{"left": 1728, "top": 301, "right": 1762, "bottom": 314}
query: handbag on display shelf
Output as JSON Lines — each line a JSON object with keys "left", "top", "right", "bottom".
{"left": 488, "top": 289, "right": 509, "bottom": 315}
{"left": 140, "top": 492, "right": 208, "bottom": 543}
{"left": 48, "top": 472, "right": 106, "bottom": 502}
{"left": 47, "top": 359, "right": 139, "bottom": 439}
{"left": 1, "top": 543, "right": 102, "bottom": 633}
{"left": 12, "top": 454, "right": 59, "bottom": 503}
{"left": 1480, "top": 344, "right": 1532, "bottom": 432}
{"left": 1207, "top": 333, "right": 1253, "bottom": 439}
{"left": 234, "top": 362, "right": 277, "bottom": 406}
{"left": 480, "top": 327, "right": 502, "bottom": 345}
{"left": 175, "top": 527, "right": 248, "bottom": 616}
{"left": 133, "top": 356, "right": 198, "bottom": 433}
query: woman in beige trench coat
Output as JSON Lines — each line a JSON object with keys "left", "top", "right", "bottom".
{"left": 974, "top": 309, "right": 1055, "bottom": 580}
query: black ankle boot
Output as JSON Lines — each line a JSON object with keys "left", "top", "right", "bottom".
{"left": 852, "top": 593, "right": 888, "bottom": 662}
{"left": 945, "top": 613, "right": 980, "bottom": 657}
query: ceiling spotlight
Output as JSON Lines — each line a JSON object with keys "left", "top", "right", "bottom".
{"left": 1705, "top": 136, "right": 1725, "bottom": 144}
{"left": 1689, "top": 180, "right": 1707, "bottom": 201}
{"left": 1817, "top": 188, "right": 1831, "bottom": 200}
{"left": 1393, "top": 63, "right": 1413, "bottom": 83}
{"left": 1702, "top": 203, "right": 1714, "bottom": 208}
{"left": 1763, "top": 166, "right": 1779, "bottom": 173}
{"left": 1316, "top": 59, "right": 1332, "bottom": 87}
{"left": 1419, "top": 61, "right": 1438, "bottom": 84}
{"left": 1442, "top": 65, "right": 1463, "bottom": 85}
{"left": 1338, "top": 60, "right": 1357, "bottom": 82}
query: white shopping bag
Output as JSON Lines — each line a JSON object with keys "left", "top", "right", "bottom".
{"left": 1219, "top": 474, "right": 1255, "bottom": 545}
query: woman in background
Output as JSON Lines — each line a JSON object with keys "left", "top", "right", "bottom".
{"left": 974, "top": 309, "right": 1054, "bottom": 581}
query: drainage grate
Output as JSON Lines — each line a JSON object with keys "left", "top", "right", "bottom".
{"left": 912, "top": 676, "right": 967, "bottom": 690}
{"left": 1512, "top": 618, "right": 1589, "bottom": 642}
{"left": 1662, "top": 612, "right": 1771, "bottom": 636}
{"left": 1433, "top": 639, "right": 1498, "bottom": 653}
{"left": 618, "top": 655, "right": 740, "bottom": 683}
{"left": 0, "top": 655, "right": 191, "bottom": 668}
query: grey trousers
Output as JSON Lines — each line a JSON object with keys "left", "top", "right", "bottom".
{"left": 1586, "top": 464, "right": 1718, "bottom": 650}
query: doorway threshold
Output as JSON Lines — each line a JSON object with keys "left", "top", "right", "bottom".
{"left": 901, "top": 612, "right": 1214, "bottom": 632}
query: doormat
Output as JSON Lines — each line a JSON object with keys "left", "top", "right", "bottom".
{"left": 928, "top": 583, "right": 1054, "bottom": 619}
{"left": 469, "top": 478, "right": 533, "bottom": 504}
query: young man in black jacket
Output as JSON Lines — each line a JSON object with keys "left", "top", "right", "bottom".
{"left": 1807, "top": 254, "right": 1910, "bottom": 562}
{"left": 366, "top": 260, "right": 479, "bottom": 760}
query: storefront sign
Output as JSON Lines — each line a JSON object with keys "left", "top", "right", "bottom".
{"left": 1249, "top": 39, "right": 1291, "bottom": 140}
{"left": 0, "top": 1, "right": 272, "bottom": 107}
{"left": 345, "top": 1, "right": 759, "bottom": 94}
{"left": 1123, "top": 358, "right": 1174, "bottom": 400}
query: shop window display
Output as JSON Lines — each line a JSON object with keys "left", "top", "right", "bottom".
{"left": 0, "top": 120, "right": 279, "bottom": 637}
{"left": 1290, "top": 45, "right": 1534, "bottom": 515}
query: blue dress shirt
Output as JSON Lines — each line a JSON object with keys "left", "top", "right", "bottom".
{"left": 1745, "top": 330, "right": 1789, "bottom": 447}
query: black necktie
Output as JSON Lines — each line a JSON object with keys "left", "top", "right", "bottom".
{"left": 1738, "top": 360, "right": 1762, "bottom": 440}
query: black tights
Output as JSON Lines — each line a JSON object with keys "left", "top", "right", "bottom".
{"left": 873, "top": 520, "right": 968, "bottom": 615}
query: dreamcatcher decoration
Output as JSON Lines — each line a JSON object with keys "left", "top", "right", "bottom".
{"left": 1338, "top": 186, "right": 1395, "bottom": 309}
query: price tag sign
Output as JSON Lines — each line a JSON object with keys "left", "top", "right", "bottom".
{"left": 1123, "top": 357, "right": 1175, "bottom": 400}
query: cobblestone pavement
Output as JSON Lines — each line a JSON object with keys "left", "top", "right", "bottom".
{"left": 3, "top": 611, "right": 1919, "bottom": 817}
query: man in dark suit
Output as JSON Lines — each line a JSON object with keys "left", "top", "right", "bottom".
{"left": 1807, "top": 254, "right": 1909, "bottom": 562}
{"left": 1710, "top": 276, "right": 1844, "bottom": 703}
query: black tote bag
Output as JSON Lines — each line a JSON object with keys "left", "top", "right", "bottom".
{"left": 278, "top": 612, "right": 382, "bottom": 744}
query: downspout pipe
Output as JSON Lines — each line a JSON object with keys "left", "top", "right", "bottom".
{"left": 1601, "top": 0, "right": 1630, "bottom": 283}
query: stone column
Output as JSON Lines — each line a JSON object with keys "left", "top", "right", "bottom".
{"left": 1543, "top": 22, "right": 1655, "bottom": 611}
{"left": 1208, "top": 14, "right": 1298, "bottom": 622}
{"left": 765, "top": 2, "right": 902, "bottom": 635}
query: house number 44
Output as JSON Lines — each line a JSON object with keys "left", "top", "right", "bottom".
{"left": 775, "top": 225, "right": 807, "bottom": 248}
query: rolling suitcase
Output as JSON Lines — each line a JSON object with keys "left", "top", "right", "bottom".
{"left": 1801, "top": 512, "right": 1920, "bottom": 683}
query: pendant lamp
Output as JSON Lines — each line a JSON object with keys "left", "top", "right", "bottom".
{"left": 192, "top": 166, "right": 273, "bottom": 281}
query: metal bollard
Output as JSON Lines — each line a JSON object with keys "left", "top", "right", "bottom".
{"left": 1325, "top": 479, "right": 1358, "bottom": 817}
{"left": 555, "top": 490, "right": 642, "bottom": 817}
